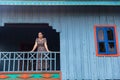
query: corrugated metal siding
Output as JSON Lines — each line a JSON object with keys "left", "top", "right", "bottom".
{"left": 0, "top": 6, "right": 120, "bottom": 79}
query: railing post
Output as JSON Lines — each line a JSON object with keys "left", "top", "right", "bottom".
{"left": 54, "top": 52, "right": 56, "bottom": 71}
{"left": 27, "top": 52, "right": 29, "bottom": 71}
{"left": 36, "top": 52, "right": 38, "bottom": 71}
{"left": 3, "top": 53, "right": 6, "bottom": 72}
{"left": 17, "top": 53, "right": 20, "bottom": 71}
{"left": 50, "top": 52, "right": 52, "bottom": 71}
{"left": 13, "top": 52, "right": 16, "bottom": 71}
{"left": 8, "top": 52, "right": 11, "bottom": 72}
{"left": 40, "top": 52, "right": 42, "bottom": 71}
{"left": 22, "top": 53, "right": 25, "bottom": 71}
{"left": 31, "top": 53, "right": 33, "bottom": 71}
{"left": 45, "top": 52, "right": 47, "bottom": 71}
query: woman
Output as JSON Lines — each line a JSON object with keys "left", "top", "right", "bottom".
{"left": 31, "top": 32, "right": 50, "bottom": 70}
{"left": 31, "top": 32, "right": 49, "bottom": 52}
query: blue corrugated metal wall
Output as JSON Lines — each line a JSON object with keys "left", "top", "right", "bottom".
{"left": 0, "top": 6, "right": 120, "bottom": 79}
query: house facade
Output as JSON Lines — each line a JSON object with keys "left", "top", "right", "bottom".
{"left": 0, "top": 0, "right": 120, "bottom": 80}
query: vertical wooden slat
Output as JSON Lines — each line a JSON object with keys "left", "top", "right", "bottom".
{"left": 8, "top": 52, "right": 11, "bottom": 72}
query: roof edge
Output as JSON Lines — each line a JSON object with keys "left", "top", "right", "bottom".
{"left": 0, "top": 1, "right": 119, "bottom": 6}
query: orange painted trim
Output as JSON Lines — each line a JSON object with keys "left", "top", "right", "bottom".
{"left": 19, "top": 74, "right": 30, "bottom": 79}
{"left": 94, "top": 24, "right": 119, "bottom": 57}
{"left": 43, "top": 74, "right": 51, "bottom": 78}
{"left": 60, "top": 71, "right": 62, "bottom": 80}
{"left": 0, "top": 75, "right": 8, "bottom": 79}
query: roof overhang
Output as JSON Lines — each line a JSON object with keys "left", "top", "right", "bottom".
{"left": 0, "top": 0, "right": 120, "bottom": 6}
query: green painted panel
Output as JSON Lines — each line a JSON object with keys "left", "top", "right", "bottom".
{"left": 7, "top": 74, "right": 20, "bottom": 78}
{"left": 52, "top": 74, "right": 60, "bottom": 78}
{"left": 31, "top": 74, "right": 43, "bottom": 78}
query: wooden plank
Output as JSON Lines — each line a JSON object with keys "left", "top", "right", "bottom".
{"left": 0, "top": 1, "right": 119, "bottom": 6}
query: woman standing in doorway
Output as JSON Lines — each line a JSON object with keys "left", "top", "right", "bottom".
{"left": 31, "top": 32, "right": 50, "bottom": 70}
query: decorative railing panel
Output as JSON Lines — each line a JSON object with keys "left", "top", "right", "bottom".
{"left": 0, "top": 52, "right": 60, "bottom": 72}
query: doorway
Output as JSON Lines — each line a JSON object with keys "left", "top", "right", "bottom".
{"left": 0, "top": 23, "right": 60, "bottom": 71}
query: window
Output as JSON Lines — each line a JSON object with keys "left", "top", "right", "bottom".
{"left": 94, "top": 25, "right": 119, "bottom": 56}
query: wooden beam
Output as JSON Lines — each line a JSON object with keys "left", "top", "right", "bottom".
{"left": 0, "top": 1, "right": 119, "bottom": 6}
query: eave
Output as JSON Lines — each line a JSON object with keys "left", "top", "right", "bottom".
{"left": 0, "top": 1, "right": 119, "bottom": 6}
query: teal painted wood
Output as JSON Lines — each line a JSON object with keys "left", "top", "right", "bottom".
{"left": 0, "top": 1, "right": 119, "bottom": 6}
{"left": 0, "top": 0, "right": 118, "bottom": 1}
{"left": 0, "top": 6, "right": 120, "bottom": 79}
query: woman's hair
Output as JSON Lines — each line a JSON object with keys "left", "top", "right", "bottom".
{"left": 38, "top": 32, "right": 44, "bottom": 37}
{"left": 38, "top": 32, "right": 43, "bottom": 35}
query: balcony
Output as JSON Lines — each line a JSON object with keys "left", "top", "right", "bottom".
{"left": 0, "top": 52, "right": 61, "bottom": 80}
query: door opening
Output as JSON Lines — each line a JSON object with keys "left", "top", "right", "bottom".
{"left": 0, "top": 23, "right": 60, "bottom": 71}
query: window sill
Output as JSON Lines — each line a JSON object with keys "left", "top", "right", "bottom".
{"left": 96, "top": 53, "right": 119, "bottom": 57}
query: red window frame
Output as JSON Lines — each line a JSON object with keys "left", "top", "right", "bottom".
{"left": 94, "top": 24, "right": 119, "bottom": 57}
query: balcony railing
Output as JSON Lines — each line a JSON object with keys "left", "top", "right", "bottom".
{"left": 0, "top": 52, "right": 60, "bottom": 72}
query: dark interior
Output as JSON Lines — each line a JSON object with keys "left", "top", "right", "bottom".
{"left": 0, "top": 23, "right": 60, "bottom": 51}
